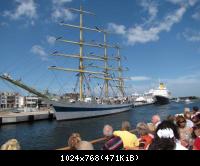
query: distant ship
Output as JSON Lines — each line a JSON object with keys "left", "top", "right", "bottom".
{"left": 185, "top": 98, "right": 192, "bottom": 104}
{"left": 152, "top": 83, "right": 171, "bottom": 105}
{"left": 175, "top": 98, "right": 180, "bottom": 103}
{"left": 0, "top": 6, "right": 133, "bottom": 121}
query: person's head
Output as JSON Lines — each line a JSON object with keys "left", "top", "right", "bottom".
{"left": 184, "top": 108, "right": 190, "bottom": 113}
{"left": 103, "top": 124, "right": 113, "bottom": 137}
{"left": 193, "top": 106, "right": 199, "bottom": 113}
{"left": 76, "top": 141, "right": 94, "bottom": 150}
{"left": 148, "top": 120, "right": 179, "bottom": 150}
{"left": 191, "top": 113, "right": 200, "bottom": 123}
{"left": 184, "top": 111, "right": 191, "bottom": 120}
{"left": 136, "top": 122, "right": 150, "bottom": 136}
{"left": 68, "top": 133, "right": 82, "bottom": 149}
{"left": 121, "top": 121, "right": 131, "bottom": 131}
{"left": 167, "top": 115, "right": 175, "bottom": 123}
{"left": 193, "top": 124, "right": 200, "bottom": 138}
{"left": 1, "top": 139, "right": 21, "bottom": 150}
{"left": 151, "top": 115, "right": 161, "bottom": 125}
{"left": 176, "top": 116, "right": 186, "bottom": 128}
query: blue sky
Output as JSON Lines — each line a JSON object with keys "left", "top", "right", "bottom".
{"left": 0, "top": 0, "right": 200, "bottom": 97}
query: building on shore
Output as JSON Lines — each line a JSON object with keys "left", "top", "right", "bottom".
{"left": 60, "top": 93, "right": 80, "bottom": 101}
{"left": 0, "top": 92, "right": 48, "bottom": 110}
{"left": 0, "top": 92, "right": 24, "bottom": 109}
{"left": 24, "top": 96, "right": 38, "bottom": 108}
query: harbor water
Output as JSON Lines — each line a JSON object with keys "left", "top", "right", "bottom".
{"left": 0, "top": 100, "right": 200, "bottom": 150}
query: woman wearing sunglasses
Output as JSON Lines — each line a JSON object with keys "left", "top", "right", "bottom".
{"left": 176, "top": 116, "right": 193, "bottom": 149}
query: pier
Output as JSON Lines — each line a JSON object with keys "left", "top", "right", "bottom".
{"left": 0, "top": 109, "right": 55, "bottom": 125}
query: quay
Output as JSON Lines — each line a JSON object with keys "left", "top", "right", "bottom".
{"left": 0, "top": 103, "right": 154, "bottom": 125}
{"left": 0, "top": 109, "right": 55, "bottom": 125}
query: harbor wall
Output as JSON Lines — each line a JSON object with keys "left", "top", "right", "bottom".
{"left": 0, "top": 111, "right": 55, "bottom": 125}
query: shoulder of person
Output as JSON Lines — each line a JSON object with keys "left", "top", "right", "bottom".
{"left": 113, "top": 131, "right": 121, "bottom": 136}
{"left": 175, "top": 142, "right": 188, "bottom": 150}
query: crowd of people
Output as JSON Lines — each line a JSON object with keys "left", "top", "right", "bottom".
{"left": 66, "top": 106, "right": 200, "bottom": 150}
{"left": 1, "top": 106, "right": 200, "bottom": 150}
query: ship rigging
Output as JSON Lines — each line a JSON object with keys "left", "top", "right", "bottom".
{"left": 0, "top": 6, "right": 133, "bottom": 121}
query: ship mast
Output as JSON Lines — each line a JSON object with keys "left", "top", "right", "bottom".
{"left": 0, "top": 6, "right": 130, "bottom": 101}
{"left": 79, "top": 5, "right": 84, "bottom": 101}
{"left": 48, "top": 6, "right": 129, "bottom": 101}
{"left": 116, "top": 46, "right": 125, "bottom": 97}
{"left": 103, "top": 32, "right": 109, "bottom": 98}
{"left": 49, "top": 5, "right": 100, "bottom": 101}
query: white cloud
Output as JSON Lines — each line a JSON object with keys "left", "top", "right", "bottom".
{"left": 192, "top": 10, "right": 200, "bottom": 20}
{"left": 130, "top": 76, "right": 151, "bottom": 81}
{"left": 51, "top": 0, "right": 75, "bottom": 22}
{"left": 167, "top": 0, "right": 197, "bottom": 6}
{"left": 52, "top": 8, "right": 74, "bottom": 22}
{"left": 108, "top": 0, "right": 198, "bottom": 45}
{"left": 47, "top": 36, "right": 56, "bottom": 45}
{"left": 109, "top": 6, "right": 187, "bottom": 45}
{"left": 31, "top": 45, "right": 48, "bottom": 61}
{"left": 52, "top": 0, "right": 72, "bottom": 5}
{"left": 182, "top": 29, "right": 200, "bottom": 42}
{"left": 108, "top": 23, "right": 126, "bottom": 35}
{"left": 3, "top": 0, "right": 37, "bottom": 21}
{"left": 139, "top": 0, "right": 158, "bottom": 22}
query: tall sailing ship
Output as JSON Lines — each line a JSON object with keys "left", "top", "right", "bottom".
{"left": 0, "top": 6, "right": 133, "bottom": 120}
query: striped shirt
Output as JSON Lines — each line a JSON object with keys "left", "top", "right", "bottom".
{"left": 102, "top": 136, "right": 123, "bottom": 150}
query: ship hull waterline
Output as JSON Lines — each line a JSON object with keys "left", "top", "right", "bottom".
{"left": 48, "top": 101, "right": 134, "bottom": 121}
{"left": 154, "top": 95, "right": 170, "bottom": 105}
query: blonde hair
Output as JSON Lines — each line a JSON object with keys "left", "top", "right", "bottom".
{"left": 136, "top": 122, "right": 150, "bottom": 135}
{"left": 1, "top": 139, "right": 21, "bottom": 150}
{"left": 68, "top": 133, "right": 82, "bottom": 149}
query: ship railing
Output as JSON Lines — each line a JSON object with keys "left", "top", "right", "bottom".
{"left": 56, "top": 129, "right": 137, "bottom": 150}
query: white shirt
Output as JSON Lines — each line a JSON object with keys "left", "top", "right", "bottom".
{"left": 186, "top": 119, "right": 194, "bottom": 128}
{"left": 175, "top": 141, "right": 188, "bottom": 150}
